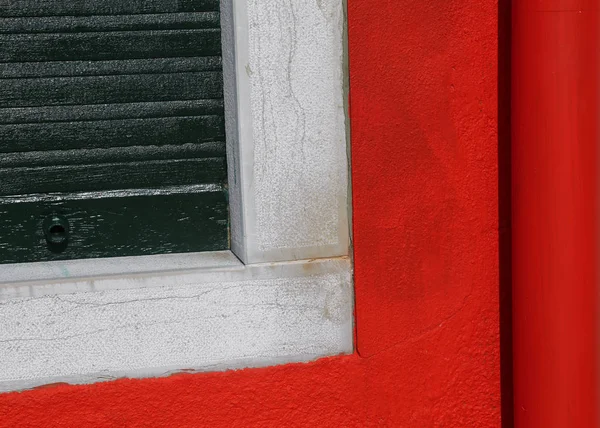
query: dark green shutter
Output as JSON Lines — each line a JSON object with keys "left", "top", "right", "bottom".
{"left": 0, "top": 0, "right": 229, "bottom": 264}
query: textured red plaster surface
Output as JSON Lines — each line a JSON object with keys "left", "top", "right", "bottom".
{"left": 0, "top": 0, "right": 501, "bottom": 426}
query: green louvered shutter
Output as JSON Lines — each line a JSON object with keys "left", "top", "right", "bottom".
{"left": 0, "top": 0, "right": 229, "bottom": 264}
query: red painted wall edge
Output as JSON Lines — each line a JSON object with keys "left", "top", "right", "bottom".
{"left": 0, "top": 0, "right": 502, "bottom": 426}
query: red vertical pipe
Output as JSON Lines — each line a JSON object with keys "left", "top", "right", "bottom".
{"left": 512, "top": 1, "right": 599, "bottom": 427}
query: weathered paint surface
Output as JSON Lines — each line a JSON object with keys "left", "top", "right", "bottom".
{"left": 0, "top": 257, "right": 353, "bottom": 392}
{"left": 0, "top": 0, "right": 501, "bottom": 426}
{"left": 221, "top": 0, "right": 349, "bottom": 263}
{"left": 0, "top": 0, "right": 351, "bottom": 390}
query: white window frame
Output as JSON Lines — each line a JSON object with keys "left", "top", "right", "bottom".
{"left": 0, "top": 0, "right": 352, "bottom": 392}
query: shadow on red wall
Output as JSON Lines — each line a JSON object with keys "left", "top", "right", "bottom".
{"left": 498, "top": 0, "right": 513, "bottom": 427}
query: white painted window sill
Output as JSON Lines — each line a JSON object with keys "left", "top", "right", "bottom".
{"left": 0, "top": 251, "right": 242, "bottom": 293}
{"left": 0, "top": 253, "right": 353, "bottom": 393}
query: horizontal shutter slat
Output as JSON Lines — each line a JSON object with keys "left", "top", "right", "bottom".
{"left": 0, "top": 142, "right": 225, "bottom": 168}
{"left": 0, "top": 0, "right": 220, "bottom": 18}
{"left": 0, "top": 30, "right": 222, "bottom": 62}
{"left": 0, "top": 158, "right": 227, "bottom": 195}
{"left": 0, "top": 72, "right": 223, "bottom": 107}
{"left": 0, "top": 100, "right": 224, "bottom": 124}
{"left": 0, "top": 12, "right": 220, "bottom": 33}
{"left": 0, "top": 116, "right": 225, "bottom": 151}
{"left": 0, "top": 57, "right": 222, "bottom": 79}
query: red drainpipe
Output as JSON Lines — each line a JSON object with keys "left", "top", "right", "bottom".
{"left": 512, "top": 1, "right": 599, "bottom": 427}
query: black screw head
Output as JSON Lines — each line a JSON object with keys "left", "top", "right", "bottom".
{"left": 43, "top": 215, "right": 69, "bottom": 253}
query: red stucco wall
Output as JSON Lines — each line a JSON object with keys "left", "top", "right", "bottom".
{"left": 0, "top": 0, "right": 502, "bottom": 426}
